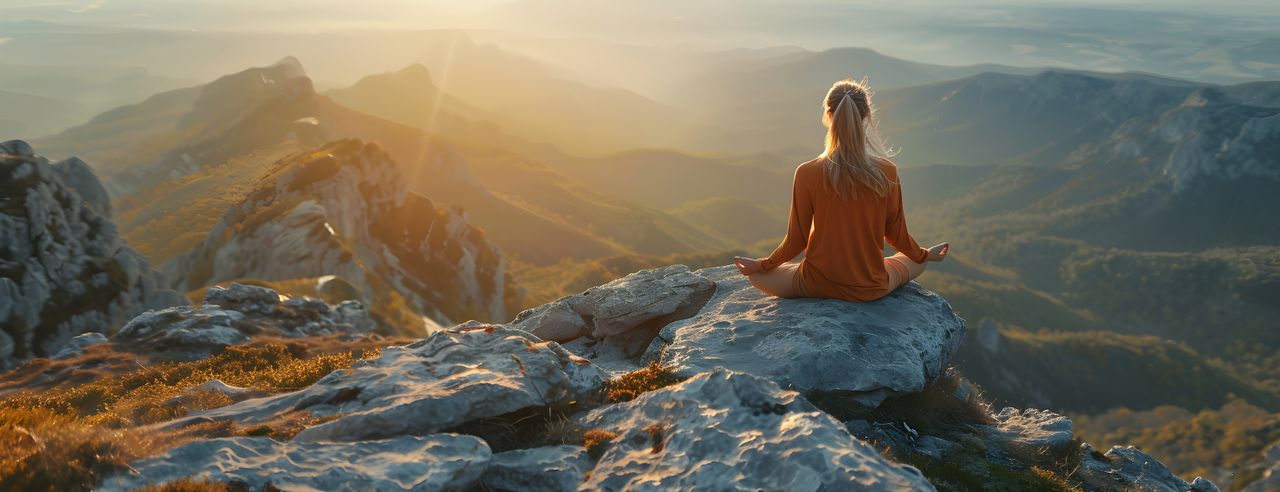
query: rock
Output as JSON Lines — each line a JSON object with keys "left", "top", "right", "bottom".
{"left": 0, "top": 142, "right": 187, "bottom": 370}
{"left": 578, "top": 368, "right": 934, "bottom": 491}
{"left": 178, "top": 326, "right": 604, "bottom": 442}
{"left": 316, "top": 274, "right": 363, "bottom": 303}
{"left": 577, "top": 265, "right": 716, "bottom": 338}
{"left": 51, "top": 332, "right": 108, "bottom": 359}
{"left": 164, "top": 140, "right": 518, "bottom": 333}
{"left": 479, "top": 445, "right": 591, "bottom": 492}
{"left": 510, "top": 265, "right": 715, "bottom": 362}
{"left": 51, "top": 157, "right": 113, "bottom": 218}
{"left": 509, "top": 299, "right": 590, "bottom": 343}
{"left": 1, "top": 139, "right": 34, "bottom": 156}
{"left": 115, "top": 283, "right": 374, "bottom": 359}
{"left": 653, "top": 265, "right": 966, "bottom": 406}
{"left": 164, "top": 379, "right": 265, "bottom": 408}
{"left": 989, "top": 407, "right": 1074, "bottom": 452}
{"left": 98, "top": 435, "right": 490, "bottom": 492}
{"left": 1242, "top": 442, "right": 1280, "bottom": 492}
{"left": 1076, "top": 444, "right": 1220, "bottom": 492}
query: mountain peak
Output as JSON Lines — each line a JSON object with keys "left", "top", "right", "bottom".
{"left": 270, "top": 55, "right": 306, "bottom": 74}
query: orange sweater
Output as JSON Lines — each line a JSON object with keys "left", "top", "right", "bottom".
{"left": 759, "top": 158, "right": 928, "bottom": 301}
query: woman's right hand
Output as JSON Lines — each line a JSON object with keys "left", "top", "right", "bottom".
{"left": 927, "top": 243, "right": 950, "bottom": 262}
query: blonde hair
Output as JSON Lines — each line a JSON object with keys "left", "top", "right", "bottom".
{"left": 820, "top": 79, "right": 896, "bottom": 199}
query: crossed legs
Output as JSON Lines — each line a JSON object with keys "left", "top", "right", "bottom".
{"left": 747, "top": 254, "right": 929, "bottom": 299}
{"left": 745, "top": 261, "right": 802, "bottom": 298}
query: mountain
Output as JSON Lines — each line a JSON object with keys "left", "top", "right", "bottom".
{"left": 165, "top": 139, "right": 519, "bottom": 333}
{"left": 0, "top": 89, "right": 88, "bottom": 138}
{"left": 62, "top": 59, "right": 729, "bottom": 266}
{"left": 0, "top": 62, "right": 189, "bottom": 133}
{"left": 0, "top": 140, "right": 186, "bottom": 370}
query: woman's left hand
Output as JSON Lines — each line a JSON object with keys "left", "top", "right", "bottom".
{"left": 733, "top": 256, "right": 764, "bottom": 276}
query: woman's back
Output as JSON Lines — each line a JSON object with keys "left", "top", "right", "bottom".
{"left": 783, "top": 157, "right": 926, "bottom": 301}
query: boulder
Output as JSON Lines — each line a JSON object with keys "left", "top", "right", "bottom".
{"left": 652, "top": 265, "right": 966, "bottom": 406}
{"left": 479, "top": 445, "right": 591, "bottom": 492}
{"left": 578, "top": 368, "right": 934, "bottom": 491}
{"left": 178, "top": 326, "right": 604, "bottom": 442}
{"left": 509, "top": 265, "right": 715, "bottom": 361}
{"left": 115, "top": 283, "right": 374, "bottom": 359}
{"left": 98, "top": 435, "right": 490, "bottom": 492}
{"left": 51, "top": 332, "right": 108, "bottom": 359}
{"left": 1076, "top": 444, "right": 1219, "bottom": 492}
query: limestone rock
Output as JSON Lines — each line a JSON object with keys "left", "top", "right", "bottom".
{"left": 579, "top": 368, "right": 934, "bottom": 491}
{"left": 0, "top": 140, "right": 186, "bottom": 370}
{"left": 114, "top": 283, "right": 374, "bottom": 359}
{"left": 653, "top": 265, "right": 966, "bottom": 406}
{"left": 1077, "top": 444, "right": 1220, "bottom": 492}
{"left": 479, "top": 445, "right": 591, "bottom": 492}
{"left": 1243, "top": 442, "right": 1280, "bottom": 492}
{"left": 98, "top": 435, "right": 490, "bottom": 492}
{"left": 178, "top": 326, "right": 604, "bottom": 442}
{"left": 51, "top": 332, "right": 108, "bottom": 359}
{"left": 509, "top": 265, "right": 715, "bottom": 361}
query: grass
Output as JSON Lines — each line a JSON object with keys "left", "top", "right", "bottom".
{"left": 582, "top": 429, "right": 620, "bottom": 460}
{"left": 602, "top": 362, "right": 687, "bottom": 403}
{"left": 0, "top": 337, "right": 394, "bottom": 491}
{"left": 808, "top": 369, "right": 994, "bottom": 437}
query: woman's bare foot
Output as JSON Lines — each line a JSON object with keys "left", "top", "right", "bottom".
{"left": 927, "top": 243, "right": 950, "bottom": 262}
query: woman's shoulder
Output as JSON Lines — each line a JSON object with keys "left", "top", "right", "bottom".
{"left": 871, "top": 156, "right": 900, "bottom": 177}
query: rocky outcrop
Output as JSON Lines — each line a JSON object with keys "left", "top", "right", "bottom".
{"left": 1076, "top": 444, "right": 1221, "bottom": 492}
{"left": 579, "top": 368, "right": 934, "bottom": 491}
{"left": 479, "top": 445, "right": 591, "bottom": 492}
{"left": 509, "top": 265, "right": 715, "bottom": 372}
{"left": 115, "top": 283, "right": 374, "bottom": 359}
{"left": 177, "top": 326, "right": 604, "bottom": 442}
{"left": 1243, "top": 442, "right": 1280, "bottom": 492}
{"left": 651, "top": 265, "right": 966, "bottom": 406}
{"left": 0, "top": 140, "right": 186, "bottom": 370}
{"left": 165, "top": 139, "right": 519, "bottom": 333}
{"left": 98, "top": 434, "right": 491, "bottom": 492}
{"left": 509, "top": 264, "right": 965, "bottom": 405}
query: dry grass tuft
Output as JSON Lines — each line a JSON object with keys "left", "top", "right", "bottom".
{"left": 603, "top": 362, "right": 686, "bottom": 403}
{"left": 0, "top": 336, "right": 395, "bottom": 491}
{"left": 582, "top": 428, "right": 620, "bottom": 460}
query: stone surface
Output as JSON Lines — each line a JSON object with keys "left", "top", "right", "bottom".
{"left": 579, "top": 368, "right": 934, "bottom": 491}
{"left": 653, "top": 265, "right": 966, "bottom": 406}
{"left": 0, "top": 140, "right": 187, "bottom": 370}
{"left": 1243, "top": 442, "right": 1280, "bottom": 492}
{"left": 114, "top": 283, "right": 374, "bottom": 359}
{"left": 509, "top": 265, "right": 715, "bottom": 361}
{"left": 51, "top": 332, "right": 108, "bottom": 359}
{"left": 989, "top": 407, "right": 1074, "bottom": 452}
{"left": 178, "top": 326, "right": 604, "bottom": 442}
{"left": 1077, "top": 444, "right": 1220, "bottom": 492}
{"left": 479, "top": 445, "right": 590, "bottom": 492}
{"left": 99, "top": 435, "right": 490, "bottom": 492}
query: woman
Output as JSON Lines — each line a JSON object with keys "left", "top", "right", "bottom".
{"left": 733, "top": 79, "right": 949, "bottom": 301}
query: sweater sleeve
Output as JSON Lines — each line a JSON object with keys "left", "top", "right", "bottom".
{"left": 759, "top": 165, "right": 814, "bottom": 271}
{"left": 885, "top": 177, "right": 929, "bottom": 264}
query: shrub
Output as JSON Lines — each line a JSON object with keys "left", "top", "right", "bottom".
{"left": 603, "top": 362, "right": 687, "bottom": 403}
